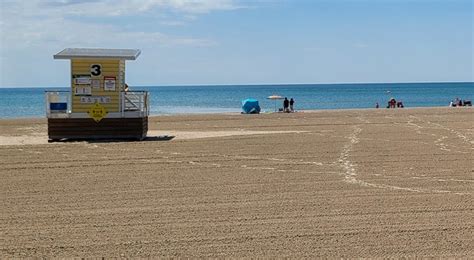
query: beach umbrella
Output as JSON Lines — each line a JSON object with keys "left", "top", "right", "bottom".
{"left": 267, "top": 94, "right": 284, "bottom": 112}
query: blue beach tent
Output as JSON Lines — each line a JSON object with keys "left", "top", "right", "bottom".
{"left": 241, "top": 98, "right": 261, "bottom": 114}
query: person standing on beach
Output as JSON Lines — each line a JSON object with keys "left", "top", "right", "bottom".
{"left": 290, "top": 98, "right": 295, "bottom": 112}
{"left": 283, "top": 97, "right": 289, "bottom": 112}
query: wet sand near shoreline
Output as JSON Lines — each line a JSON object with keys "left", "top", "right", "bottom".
{"left": 0, "top": 107, "right": 472, "bottom": 257}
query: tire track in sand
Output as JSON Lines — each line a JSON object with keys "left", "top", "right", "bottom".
{"left": 407, "top": 115, "right": 472, "bottom": 153}
{"left": 337, "top": 114, "right": 470, "bottom": 195}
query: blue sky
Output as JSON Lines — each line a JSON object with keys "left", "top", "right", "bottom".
{"left": 0, "top": 0, "right": 472, "bottom": 87}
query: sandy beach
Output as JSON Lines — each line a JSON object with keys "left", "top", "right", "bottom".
{"left": 0, "top": 107, "right": 472, "bottom": 257}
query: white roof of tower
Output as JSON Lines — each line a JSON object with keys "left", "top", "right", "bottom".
{"left": 54, "top": 48, "right": 141, "bottom": 60}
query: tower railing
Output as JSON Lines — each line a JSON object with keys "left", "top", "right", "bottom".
{"left": 121, "top": 91, "right": 150, "bottom": 117}
{"left": 45, "top": 90, "right": 150, "bottom": 118}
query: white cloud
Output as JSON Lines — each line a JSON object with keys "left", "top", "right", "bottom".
{"left": 1, "top": 16, "right": 216, "bottom": 50}
{"left": 0, "top": 0, "right": 239, "bottom": 86}
{"left": 0, "top": 0, "right": 237, "bottom": 49}
{"left": 30, "top": 0, "right": 242, "bottom": 17}
{"left": 159, "top": 20, "right": 187, "bottom": 26}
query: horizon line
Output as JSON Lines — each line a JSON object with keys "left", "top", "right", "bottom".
{"left": 0, "top": 80, "right": 472, "bottom": 89}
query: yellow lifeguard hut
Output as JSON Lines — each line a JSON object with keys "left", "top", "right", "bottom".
{"left": 46, "top": 48, "right": 149, "bottom": 141}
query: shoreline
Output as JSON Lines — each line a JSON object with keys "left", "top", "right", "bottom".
{"left": 0, "top": 105, "right": 469, "bottom": 121}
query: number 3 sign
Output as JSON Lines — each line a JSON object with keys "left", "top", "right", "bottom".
{"left": 90, "top": 64, "right": 102, "bottom": 76}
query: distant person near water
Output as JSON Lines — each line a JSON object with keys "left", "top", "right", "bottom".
{"left": 455, "top": 97, "right": 462, "bottom": 106}
{"left": 290, "top": 98, "right": 295, "bottom": 112}
{"left": 375, "top": 102, "right": 379, "bottom": 108}
{"left": 283, "top": 97, "right": 289, "bottom": 112}
{"left": 388, "top": 98, "right": 397, "bottom": 108}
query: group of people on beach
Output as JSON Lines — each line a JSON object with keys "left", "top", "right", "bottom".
{"left": 449, "top": 98, "right": 472, "bottom": 107}
{"left": 375, "top": 98, "right": 404, "bottom": 109}
{"left": 283, "top": 97, "right": 295, "bottom": 112}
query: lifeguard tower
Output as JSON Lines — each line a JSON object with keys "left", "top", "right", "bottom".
{"left": 45, "top": 48, "right": 149, "bottom": 141}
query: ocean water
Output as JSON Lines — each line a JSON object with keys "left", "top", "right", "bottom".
{"left": 0, "top": 82, "right": 472, "bottom": 118}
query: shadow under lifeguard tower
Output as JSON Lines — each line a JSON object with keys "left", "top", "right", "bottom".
{"left": 46, "top": 48, "right": 150, "bottom": 141}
